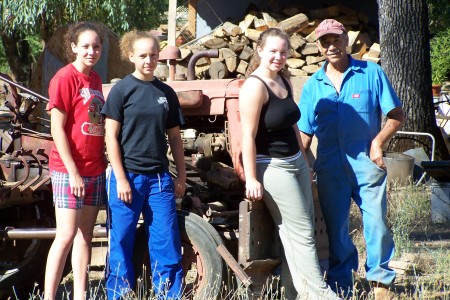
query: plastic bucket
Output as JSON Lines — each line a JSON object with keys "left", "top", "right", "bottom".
{"left": 383, "top": 152, "right": 415, "bottom": 186}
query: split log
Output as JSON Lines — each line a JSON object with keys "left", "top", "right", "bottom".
{"left": 362, "top": 53, "right": 380, "bottom": 63}
{"left": 306, "top": 55, "right": 325, "bottom": 65}
{"left": 290, "top": 33, "right": 306, "bottom": 50}
{"left": 222, "top": 21, "right": 242, "bottom": 37}
{"left": 357, "top": 33, "right": 372, "bottom": 48}
{"left": 305, "top": 29, "right": 317, "bottom": 43}
{"left": 209, "top": 61, "right": 229, "bottom": 79}
{"left": 229, "top": 36, "right": 250, "bottom": 53}
{"left": 286, "top": 58, "right": 305, "bottom": 69}
{"left": 367, "top": 43, "right": 380, "bottom": 58}
{"left": 245, "top": 28, "right": 262, "bottom": 42}
{"left": 239, "top": 46, "right": 253, "bottom": 61}
{"left": 239, "top": 12, "right": 256, "bottom": 32}
{"left": 352, "top": 42, "right": 367, "bottom": 59}
{"left": 237, "top": 60, "right": 249, "bottom": 75}
{"left": 346, "top": 31, "right": 360, "bottom": 54}
{"left": 262, "top": 12, "right": 278, "bottom": 28}
{"left": 220, "top": 48, "right": 237, "bottom": 60}
{"left": 289, "top": 68, "right": 308, "bottom": 76}
{"left": 289, "top": 49, "right": 302, "bottom": 59}
{"left": 302, "top": 64, "right": 320, "bottom": 74}
{"left": 180, "top": 48, "right": 192, "bottom": 60}
{"left": 301, "top": 43, "right": 319, "bottom": 56}
{"left": 202, "top": 37, "right": 229, "bottom": 49}
{"left": 213, "top": 27, "right": 225, "bottom": 38}
{"left": 276, "top": 13, "right": 309, "bottom": 35}
{"left": 254, "top": 16, "right": 268, "bottom": 31}
{"left": 225, "top": 56, "right": 238, "bottom": 73}
{"left": 347, "top": 31, "right": 360, "bottom": 48}
{"left": 218, "top": 49, "right": 237, "bottom": 73}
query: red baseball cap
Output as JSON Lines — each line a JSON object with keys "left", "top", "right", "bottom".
{"left": 315, "top": 19, "right": 347, "bottom": 40}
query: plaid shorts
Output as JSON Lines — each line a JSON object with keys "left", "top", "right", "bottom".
{"left": 51, "top": 171, "right": 106, "bottom": 209}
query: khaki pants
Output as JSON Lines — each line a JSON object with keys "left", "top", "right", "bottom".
{"left": 256, "top": 153, "right": 338, "bottom": 300}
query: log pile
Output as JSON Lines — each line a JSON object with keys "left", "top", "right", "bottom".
{"left": 173, "top": 4, "right": 381, "bottom": 80}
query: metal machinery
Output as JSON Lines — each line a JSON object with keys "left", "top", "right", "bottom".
{"left": 0, "top": 48, "right": 327, "bottom": 299}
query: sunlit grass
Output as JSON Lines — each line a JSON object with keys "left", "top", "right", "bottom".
{"left": 10, "top": 181, "right": 450, "bottom": 299}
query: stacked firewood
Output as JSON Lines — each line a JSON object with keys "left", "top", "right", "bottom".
{"left": 174, "top": 4, "right": 381, "bottom": 80}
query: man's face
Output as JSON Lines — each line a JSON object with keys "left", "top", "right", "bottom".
{"left": 317, "top": 33, "right": 349, "bottom": 63}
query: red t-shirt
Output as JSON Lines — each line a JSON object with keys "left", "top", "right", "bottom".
{"left": 48, "top": 63, "right": 106, "bottom": 176}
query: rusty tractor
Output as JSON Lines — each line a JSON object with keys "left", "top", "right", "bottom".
{"left": 0, "top": 48, "right": 328, "bottom": 299}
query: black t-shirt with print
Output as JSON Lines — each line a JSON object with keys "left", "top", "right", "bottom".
{"left": 101, "top": 75, "right": 184, "bottom": 174}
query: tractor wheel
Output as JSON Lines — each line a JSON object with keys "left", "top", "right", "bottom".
{"left": 133, "top": 210, "right": 223, "bottom": 299}
{"left": 0, "top": 203, "right": 55, "bottom": 299}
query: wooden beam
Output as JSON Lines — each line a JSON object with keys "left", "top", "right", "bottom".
{"left": 188, "top": 0, "right": 197, "bottom": 37}
{"left": 168, "top": 0, "right": 177, "bottom": 46}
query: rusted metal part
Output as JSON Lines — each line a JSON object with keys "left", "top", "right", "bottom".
{"left": 187, "top": 49, "right": 219, "bottom": 80}
{"left": 205, "top": 208, "right": 239, "bottom": 218}
{"left": 0, "top": 73, "right": 49, "bottom": 103}
{"left": 2, "top": 226, "right": 108, "bottom": 240}
{"left": 217, "top": 243, "right": 253, "bottom": 288}
{"left": 159, "top": 46, "right": 181, "bottom": 81}
{"left": 238, "top": 200, "right": 281, "bottom": 292}
{"left": 177, "top": 90, "right": 203, "bottom": 108}
{"left": 166, "top": 78, "right": 242, "bottom": 115}
{"left": 225, "top": 96, "right": 245, "bottom": 182}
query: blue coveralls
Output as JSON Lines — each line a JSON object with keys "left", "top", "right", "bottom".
{"left": 106, "top": 170, "right": 183, "bottom": 299}
{"left": 298, "top": 57, "right": 400, "bottom": 293}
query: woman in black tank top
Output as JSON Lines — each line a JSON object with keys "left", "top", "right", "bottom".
{"left": 239, "top": 28, "right": 339, "bottom": 300}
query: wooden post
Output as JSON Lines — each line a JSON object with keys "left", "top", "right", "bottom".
{"left": 168, "top": 0, "right": 177, "bottom": 46}
{"left": 188, "top": 0, "right": 197, "bottom": 38}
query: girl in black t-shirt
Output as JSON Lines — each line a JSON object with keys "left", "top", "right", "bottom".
{"left": 102, "top": 30, "right": 186, "bottom": 299}
{"left": 239, "top": 28, "right": 339, "bottom": 300}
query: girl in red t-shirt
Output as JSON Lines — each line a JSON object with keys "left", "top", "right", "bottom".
{"left": 44, "top": 22, "right": 106, "bottom": 300}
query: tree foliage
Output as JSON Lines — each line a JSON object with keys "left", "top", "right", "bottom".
{"left": 1, "top": 0, "right": 169, "bottom": 41}
{"left": 426, "top": 0, "right": 450, "bottom": 35}
{"left": 0, "top": 0, "right": 168, "bottom": 83}
{"left": 427, "top": 0, "right": 450, "bottom": 84}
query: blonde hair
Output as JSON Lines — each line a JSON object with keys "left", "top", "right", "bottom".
{"left": 119, "top": 30, "right": 160, "bottom": 60}
{"left": 245, "top": 28, "right": 291, "bottom": 78}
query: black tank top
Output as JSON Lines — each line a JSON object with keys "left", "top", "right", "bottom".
{"left": 249, "top": 75, "right": 301, "bottom": 158}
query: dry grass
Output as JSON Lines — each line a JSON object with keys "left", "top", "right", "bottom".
{"left": 13, "top": 182, "right": 450, "bottom": 299}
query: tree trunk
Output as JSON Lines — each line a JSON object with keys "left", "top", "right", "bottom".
{"left": 378, "top": 0, "right": 449, "bottom": 159}
{"left": 1, "top": 31, "right": 32, "bottom": 86}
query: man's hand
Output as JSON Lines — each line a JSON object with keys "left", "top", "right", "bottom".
{"left": 370, "top": 141, "right": 386, "bottom": 170}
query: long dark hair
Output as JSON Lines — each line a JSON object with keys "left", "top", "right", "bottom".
{"left": 245, "top": 27, "right": 291, "bottom": 78}
{"left": 64, "top": 21, "right": 104, "bottom": 62}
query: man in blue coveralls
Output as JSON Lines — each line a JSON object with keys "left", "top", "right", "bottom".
{"left": 298, "top": 19, "right": 405, "bottom": 299}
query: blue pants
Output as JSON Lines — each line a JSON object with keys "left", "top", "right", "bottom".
{"left": 106, "top": 170, "right": 183, "bottom": 299}
{"left": 317, "top": 152, "right": 395, "bottom": 294}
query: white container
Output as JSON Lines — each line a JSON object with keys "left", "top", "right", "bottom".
{"left": 430, "top": 181, "right": 450, "bottom": 223}
{"left": 383, "top": 152, "right": 415, "bottom": 186}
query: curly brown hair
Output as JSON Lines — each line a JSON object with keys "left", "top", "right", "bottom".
{"left": 119, "top": 30, "right": 160, "bottom": 61}
{"left": 63, "top": 21, "right": 104, "bottom": 62}
{"left": 245, "top": 27, "right": 291, "bottom": 78}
